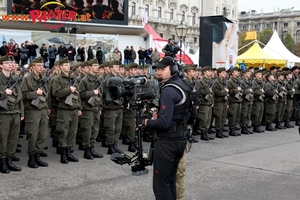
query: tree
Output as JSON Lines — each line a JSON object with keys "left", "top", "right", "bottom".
{"left": 257, "top": 28, "right": 273, "bottom": 48}
{"left": 238, "top": 31, "right": 254, "bottom": 55}
{"left": 292, "top": 43, "right": 300, "bottom": 57}
{"left": 283, "top": 32, "right": 294, "bottom": 52}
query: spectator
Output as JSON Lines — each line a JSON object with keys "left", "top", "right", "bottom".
{"left": 145, "top": 47, "right": 153, "bottom": 64}
{"left": 7, "top": 42, "right": 14, "bottom": 56}
{"left": 0, "top": 41, "right": 8, "bottom": 56}
{"left": 152, "top": 47, "right": 160, "bottom": 63}
{"left": 123, "top": 46, "right": 131, "bottom": 65}
{"left": 96, "top": 46, "right": 103, "bottom": 64}
{"left": 19, "top": 43, "right": 28, "bottom": 67}
{"left": 39, "top": 43, "right": 48, "bottom": 66}
{"left": 76, "top": 44, "right": 85, "bottom": 62}
{"left": 48, "top": 44, "right": 57, "bottom": 69}
{"left": 67, "top": 43, "right": 76, "bottom": 66}
{"left": 57, "top": 42, "right": 67, "bottom": 60}
{"left": 130, "top": 46, "right": 136, "bottom": 63}
{"left": 112, "top": 47, "right": 122, "bottom": 64}
{"left": 12, "top": 44, "right": 20, "bottom": 65}
{"left": 137, "top": 47, "right": 146, "bottom": 66}
{"left": 27, "top": 41, "right": 39, "bottom": 62}
{"left": 87, "top": 45, "right": 94, "bottom": 61}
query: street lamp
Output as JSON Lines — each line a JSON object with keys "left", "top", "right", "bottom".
{"left": 175, "top": 21, "right": 188, "bottom": 63}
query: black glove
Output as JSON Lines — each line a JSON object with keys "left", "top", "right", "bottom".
{"left": 136, "top": 117, "right": 145, "bottom": 126}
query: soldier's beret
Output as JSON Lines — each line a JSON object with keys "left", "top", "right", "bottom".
{"left": 243, "top": 69, "right": 250, "bottom": 73}
{"left": 119, "top": 64, "right": 125, "bottom": 68}
{"left": 31, "top": 57, "right": 44, "bottom": 64}
{"left": 99, "top": 64, "right": 104, "bottom": 69}
{"left": 110, "top": 60, "right": 119, "bottom": 66}
{"left": 54, "top": 61, "right": 59, "bottom": 66}
{"left": 88, "top": 58, "right": 98, "bottom": 66}
{"left": 217, "top": 67, "right": 226, "bottom": 73}
{"left": 230, "top": 67, "right": 240, "bottom": 73}
{"left": 291, "top": 66, "right": 299, "bottom": 71}
{"left": 137, "top": 65, "right": 143, "bottom": 69}
{"left": 270, "top": 66, "right": 279, "bottom": 71}
{"left": 212, "top": 68, "right": 217, "bottom": 71}
{"left": 128, "top": 63, "right": 138, "bottom": 69}
{"left": 201, "top": 66, "right": 212, "bottom": 72}
{"left": 184, "top": 65, "right": 197, "bottom": 72}
{"left": 0, "top": 55, "right": 12, "bottom": 63}
{"left": 58, "top": 58, "right": 69, "bottom": 65}
{"left": 265, "top": 73, "right": 273, "bottom": 80}
{"left": 254, "top": 70, "right": 263, "bottom": 75}
{"left": 103, "top": 61, "right": 110, "bottom": 67}
{"left": 277, "top": 71, "right": 285, "bottom": 76}
{"left": 81, "top": 61, "right": 90, "bottom": 67}
{"left": 195, "top": 67, "right": 201, "bottom": 71}
{"left": 144, "top": 64, "right": 151, "bottom": 69}
{"left": 281, "top": 67, "right": 290, "bottom": 71}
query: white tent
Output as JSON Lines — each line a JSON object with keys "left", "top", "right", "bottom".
{"left": 263, "top": 30, "right": 300, "bottom": 67}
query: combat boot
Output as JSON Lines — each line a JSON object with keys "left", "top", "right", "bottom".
{"left": 78, "top": 143, "right": 84, "bottom": 151}
{"left": 253, "top": 126, "right": 262, "bottom": 133}
{"left": 122, "top": 137, "right": 130, "bottom": 145}
{"left": 60, "top": 148, "right": 68, "bottom": 164}
{"left": 246, "top": 126, "right": 253, "bottom": 134}
{"left": 284, "top": 121, "right": 294, "bottom": 128}
{"left": 56, "top": 147, "right": 61, "bottom": 155}
{"left": 6, "top": 157, "right": 22, "bottom": 172}
{"left": 35, "top": 153, "right": 48, "bottom": 167}
{"left": 27, "top": 154, "right": 38, "bottom": 168}
{"left": 296, "top": 120, "right": 300, "bottom": 126}
{"left": 11, "top": 155, "right": 20, "bottom": 161}
{"left": 84, "top": 148, "right": 94, "bottom": 160}
{"left": 107, "top": 145, "right": 118, "bottom": 155}
{"left": 0, "top": 158, "right": 10, "bottom": 174}
{"left": 241, "top": 126, "right": 250, "bottom": 135}
{"left": 90, "top": 146, "right": 103, "bottom": 158}
{"left": 66, "top": 148, "right": 79, "bottom": 162}
{"left": 229, "top": 128, "right": 238, "bottom": 136}
{"left": 128, "top": 143, "right": 137, "bottom": 153}
{"left": 266, "top": 123, "right": 276, "bottom": 131}
{"left": 215, "top": 130, "right": 224, "bottom": 139}
{"left": 200, "top": 131, "right": 209, "bottom": 141}
{"left": 275, "top": 122, "right": 284, "bottom": 130}
{"left": 113, "top": 143, "right": 124, "bottom": 154}
{"left": 102, "top": 141, "right": 109, "bottom": 148}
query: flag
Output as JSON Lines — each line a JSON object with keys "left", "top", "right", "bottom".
{"left": 142, "top": 12, "right": 148, "bottom": 26}
{"left": 245, "top": 31, "right": 257, "bottom": 40}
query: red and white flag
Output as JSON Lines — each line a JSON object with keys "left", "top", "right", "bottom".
{"left": 142, "top": 12, "right": 148, "bottom": 26}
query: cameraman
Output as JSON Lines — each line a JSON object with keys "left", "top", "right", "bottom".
{"left": 162, "top": 39, "right": 175, "bottom": 58}
{"left": 139, "top": 56, "right": 190, "bottom": 200}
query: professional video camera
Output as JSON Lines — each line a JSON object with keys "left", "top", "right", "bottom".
{"left": 106, "top": 75, "right": 159, "bottom": 102}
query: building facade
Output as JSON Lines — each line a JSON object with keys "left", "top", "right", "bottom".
{"left": 238, "top": 8, "right": 300, "bottom": 43}
{"left": 128, "top": 0, "right": 238, "bottom": 53}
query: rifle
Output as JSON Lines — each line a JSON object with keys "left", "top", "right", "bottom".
{"left": 65, "top": 73, "right": 80, "bottom": 107}
{"left": 272, "top": 83, "right": 280, "bottom": 101}
{"left": 234, "top": 78, "right": 244, "bottom": 100}
{"left": 258, "top": 80, "right": 265, "bottom": 101}
{"left": 31, "top": 69, "right": 52, "bottom": 108}
{"left": 205, "top": 79, "right": 215, "bottom": 101}
{"left": 87, "top": 76, "right": 108, "bottom": 107}
{"left": 278, "top": 81, "right": 287, "bottom": 98}
{"left": 0, "top": 69, "right": 27, "bottom": 110}
{"left": 245, "top": 80, "right": 255, "bottom": 101}
{"left": 291, "top": 80, "right": 296, "bottom": 98}
{"left": 223, "top": 80, "right": 229, "bottom": 101}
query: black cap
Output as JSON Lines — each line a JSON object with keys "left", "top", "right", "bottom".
{"left": 152, "top": 56, "right": 175, "bottom": 69}
{"left": 291, "top": 66, "right": 299, "bottom": 71}
{"left": 270, "top": 66, "right": 279, "bottom": 71}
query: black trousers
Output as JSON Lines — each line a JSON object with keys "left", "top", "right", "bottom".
{"left": 153, "top": 139, "right": 186, "bottom": 200}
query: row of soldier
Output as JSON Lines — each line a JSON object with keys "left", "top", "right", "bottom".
{"left": 184, "top": 65, "right": 298, "bottom": 142}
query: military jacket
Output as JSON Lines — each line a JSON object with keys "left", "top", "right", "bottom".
{"left": 79, "top": 73, "right": 103, "bottom": 112}
{"left": 197, "top": 76, "right": 213, "bottom": 105}
{"left": 227, "top": 77, "right": 242, "bottom": 103}
{"left": 48, "top": 74, "right": 60, "bottom": 110}
{"left": 22, "top": 72, "right": 48, "bottom": 110}
{"left": 52, "top": 72, "right": 82, "bottom": 110}
{"left": 0, "top": 72, "right": 24, "bottom": 115}
{"left": 253, "top": 79, "right": 264, "bottom": 102}
{"left": 286, "top": 79, "right": 294, "bottom": 100}
{"left": 212, "top": 77, "right": 228, "bottom": 102}
{"left": 264, "top": 81, "right": 278, "bottom": 103}
{"left": 277, "top": 80, "right": 287, "bottom": 102}
{"left": 241, "top": 77, "right": 254, "bottom": 102}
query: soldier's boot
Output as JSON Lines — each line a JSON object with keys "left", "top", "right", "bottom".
{"left": 215, "top": 129, "right": 224, "bottom": 139}
{"left": 296, "top": 119, "right": 300, "bottom": 126}
{"left": 60, "top": 148, "right": 68, "bottom": 164}
{"left": 6, "top": 157, "right": 22, "bottom": 172}
{"left": 266, "top": 123, "right": 276, "bottom": 131}
{"left": 245, "top": 126, "right": 253, "bottom": 134}
{"left": 284, "top": 121, "right": 294, "bottom": 128}
{"left": 83, "top": 147, "right": 94, "bottom": 160}
{"left": 229, "top": 128, "right": 238, "bottom": 136}
{"left": 113, "top": 143, "right": 124, "bottom": 154}
{"left": 90, "top": 146, "right": 103, "bottom": 158}
{"left": 107, "top": 145, "right": 118, "bottom": 155}
{"left": 241, "top": 126, "right": 250, "bottom": 135}
{"left": 128, "top": 143, "right": 137, "bottom": 153}
{"left": 40, "top": 151, "right": 47, "bottom": 157}
{"left": 208, "top": 128, "right": 216, "bottom": 134}
{"left": 66, "top": 148, "right": 79, "bottom": 162}
{"left": 122, "top": 137, "right": 130, "bottom": 145}
{"left": 11, "top": 155, "right": 20, "bottom": 162}
{"left": 200, "top": 131, "right": 209, "bottom": 141}
{"left": 259, "top": 126, "right": 265, "bottom": 132}
{"left": 220, "top": 130, "right": 228, "bottom": 138}
{"left": 191, "top": 137, "right": 199, "bottom": 143}
{"left": 27, "top": 154, "right": 38, "bottom": 168}
{"left": 275, "top": 122, "right": 284, "bottom": 130}
{"left": 35, "top": 153, "right": 48, "bottom": 167}
{"left": 253, "top": 126, "right": 262, "bottom": 133}
{"left": 78, "top": 143, "right": 84, "bottom": 151}
{"left": 0, "top": 158, "right": 10, "bottom": 174}
{"left": 102, "top": 141, "right": 109, "bottom": 148}
{"left": 222, "top": 127, "right": 228, "bottom": 132}
{"left": 52, "top": 140, "right": 58, "bottom": 148}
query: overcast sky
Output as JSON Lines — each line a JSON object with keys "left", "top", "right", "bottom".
{"left": 238, "top": 0, "right": 298, "bottom": 12}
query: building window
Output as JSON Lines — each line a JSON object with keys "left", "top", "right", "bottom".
{"left": 145, "top": 4, "right": 149, "bottom": 16}
{"left": 284, "top": 22, "right": 289, "bottom": 27}
{"left": 160, "top": 33, "right": 164, "bottom": 38}
{"left": 254, "top": 24, "right": 259, "bottom": 29}
{"left": 192, "top": 13, "right": 196, "bottom": 25}
{"left": 182, "top": 11, "right": 185, "bottom": 22}
{"left": 194, "top": 37, "right": 197, "bottom": 43}
{"left": 158, "top": 7, "right": 162, "bottom": 18}
{"left": 170, "top": 9, "right": 174, "bottom": 20}
{"left": 296, "top": 30, "right": 300, "bottom": 43}
{"left": 267, "top": 23, "right": 272, "bottom": 28}
{"left": 216, "top": 7, "right": 218, "bottom": 13}
{"left": 242, "top": 25, "right": 247, "bottom": 30}
{"left": 131, "top": 2, "right": 136, "bottom": 16}
{"left": 172, "top": 34, "right": 175, "bottom": 40}
{"left": 297, "top": 22, "right": 300, "bottom": 27}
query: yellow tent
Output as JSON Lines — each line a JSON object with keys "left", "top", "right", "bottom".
{"left": 237, "top": 41, "right": 286, "bottom": 69}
